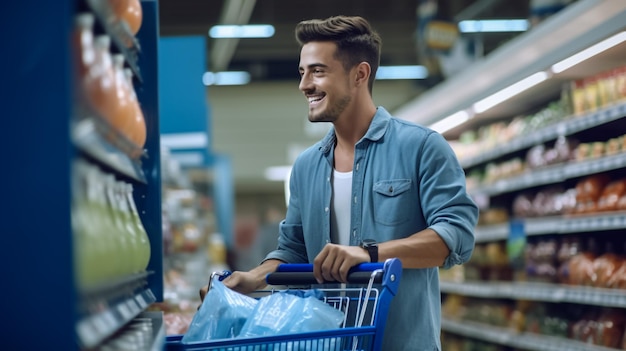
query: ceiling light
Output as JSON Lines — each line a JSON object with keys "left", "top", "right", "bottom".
{"left": 551, "top": 31, "right": 626, "bottom": 73}
{"left": 473, "top": 71, "right": 549, "bottom": 114}
{"left": 202, "top": 71, "right": 251, "bottom": 86}
{"left": 458, "top": 19, "right": 529, "bottom": 33}
{"left": 376, "top": 65, "right": 428, "bottom": 80}
{"left": 429, "top": 110, "right": 471, "bottom": 134}
{"left": 208, "top": 24, "right": 275, "bottom": 38}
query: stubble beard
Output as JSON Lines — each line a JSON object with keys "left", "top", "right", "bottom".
{"left": 308, "top": 94, "right": 351, "bottom": 123}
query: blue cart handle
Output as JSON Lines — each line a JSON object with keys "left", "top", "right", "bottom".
{"left": 275, "top": 262, "right": 384, "bottom": 273}
{"left": 267, "top": 260, "right": 398, "bottom": 286}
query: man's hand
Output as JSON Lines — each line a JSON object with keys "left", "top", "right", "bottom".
{"left": 198, "top": 271, "right": 262, "bottom": 302}
{"left": 313, "top": 243, "right": 370, "bottom": 284}
{"left": 198, "top": 259, "right": 284, "bottom": 302}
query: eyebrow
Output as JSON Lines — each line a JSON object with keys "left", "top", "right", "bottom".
{"left": 298, "top": 63, "right": 329, "bottom": 71}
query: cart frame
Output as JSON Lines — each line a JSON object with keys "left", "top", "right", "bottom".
{"left": 166, "top": 258, "right": 402, "bottom": 351}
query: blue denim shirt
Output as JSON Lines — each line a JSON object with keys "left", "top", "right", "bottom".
{"left": 265, "top": 107, "right": 478, "bottom": 350}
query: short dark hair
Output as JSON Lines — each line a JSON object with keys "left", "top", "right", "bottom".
{"left": 295, "top": 16, "right": 382, "bottom": 93}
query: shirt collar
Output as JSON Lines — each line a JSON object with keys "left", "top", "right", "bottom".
{"left": 318, "top": 106, "right": 391, "bottom": 154}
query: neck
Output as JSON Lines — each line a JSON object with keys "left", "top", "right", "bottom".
{"left": 333, "top": 96, "right": 377, "bottom": 148}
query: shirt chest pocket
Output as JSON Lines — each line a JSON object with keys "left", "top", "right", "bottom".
{"left": 372, "top": 179, "right": 413, "bottom": 226}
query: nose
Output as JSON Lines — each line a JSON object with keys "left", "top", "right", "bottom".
{"left": 299, "top": 73, "right": 313, "bottom": 93}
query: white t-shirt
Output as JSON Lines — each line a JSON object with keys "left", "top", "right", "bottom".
{"left": 331, "top": 169, "right": 352, "bottom": 246}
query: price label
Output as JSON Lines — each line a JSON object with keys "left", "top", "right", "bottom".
{"left": 127, "top": 299, "right": 139, "bottom": 316}
{"left": 103, "top": 309, "right": 117, "bottom": 329}
{"left": 118, "top": 302, "right": 132, "bottom": 320}
{"left": 136, "top": 294, "right": 147, "bottom": 308}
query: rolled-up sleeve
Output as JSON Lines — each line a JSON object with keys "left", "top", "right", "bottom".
{"left": 420, "top": 132, "right": 478, "bottom": 269}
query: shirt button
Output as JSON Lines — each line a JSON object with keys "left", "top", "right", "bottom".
{"left": 356, "top": 163, "right": 359, "bottom": 171}
{"left": 352, "top": 230, "right": 356, "bottom": 237}
{"left": 353, "top": 196, "right": 357, "bottom": 204}
{"left": 325, "top": 207, "right": 329, "bottom": 212}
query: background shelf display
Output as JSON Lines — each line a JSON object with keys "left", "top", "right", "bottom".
{"left": 469, "top": 148, "right": 626, "bottom": 197}
{"left": 460, "top": 102, "right": 626, "bottom": 169}
{"left": 412, "top": 0, "right": 626, "bottom": 349}
{"left": 442, "top": 319, "right": 622, "bottom": 351}
{"left": 440, "top": 281, "right": 626, "bottom": 309}
{"left": 475, "top": 211, "right": 626, "bottom": 242}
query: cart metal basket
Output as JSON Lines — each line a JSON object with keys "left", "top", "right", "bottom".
{"left": 166, "top": 258, "right": 402, "bottom": 351}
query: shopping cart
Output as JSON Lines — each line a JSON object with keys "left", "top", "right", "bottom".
{"left": 165, "top": 258, "right": 402, "bottom": 351}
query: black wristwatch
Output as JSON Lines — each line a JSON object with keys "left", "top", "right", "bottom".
{"left": 360, "top": 239, "right": 378, "bottom": 263}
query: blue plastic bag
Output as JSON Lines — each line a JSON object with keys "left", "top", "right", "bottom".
{"left": 238, "top": 290, "right": 344, "bottom": 338}
{"left": 182, "top": 277, "right": 258, "bottom": 343}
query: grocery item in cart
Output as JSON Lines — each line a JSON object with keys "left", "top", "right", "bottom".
{"left": 182, "top": 276, "right": 258, "bottom": 343}
{"left": 238, "top": 290, "right": 344, "bottom": 338}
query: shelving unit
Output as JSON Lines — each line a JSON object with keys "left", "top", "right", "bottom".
{"left": 398, "top": 0, "right": 626, "bottom": 350}
{"left": 440, "top": 281, "right": 626, "bottom": 309}
{"left": 475, "top": 212, "right": 626, "bottom": 243}
{"left": 3, "top": 1, "right": 164, "bottom": 349}
{"left": 442, "top": 319, "right": 621, "bottom": 351}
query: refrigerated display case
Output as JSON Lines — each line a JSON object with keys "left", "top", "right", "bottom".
{"left": 3, "top": 0, "right": 164, "bottom": 349}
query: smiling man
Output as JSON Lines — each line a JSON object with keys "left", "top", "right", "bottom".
{"left": 200, "top": 15, "right": 478, "bottom": 350}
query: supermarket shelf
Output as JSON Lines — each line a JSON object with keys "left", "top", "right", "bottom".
{"left": 474, "top": 223, "right": 510, "bottom": 243}
{"left": 460, "top": 102, "right": 626, "bottom": 169}
{"left": 140, "top": 311, "right": 166, "bottom": 351}
{"left": 475, "top": 212, "right": 626, "bottom": 242}
{"left": 77, "top": 287, "right": 157, "bottom": 348}
{"left": 72, "top": 117, "right": 146, "bottom": 183}
{"left": 469, "top": 152, "right": 626, "bottom": 197}
{"left": 395, "top": 0, "right": 626, "bottom": 129}
{"left": 442, "top": 318, "right": 620, "bottom": 351}
{"left": 440, "top": 281, "right": 626, "bottom": 308}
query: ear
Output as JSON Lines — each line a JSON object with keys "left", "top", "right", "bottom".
{"left": 354, "top": 62, "right": 371, "bottom": 87}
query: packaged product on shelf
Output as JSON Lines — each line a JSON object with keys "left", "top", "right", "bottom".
{"left": 606, "top": 247, "right": 626, "bottom": 289}
{"left": 574, "top": 174, "right": 611, "bottom": 214}
{"left": 594, "top": 308, "right": 626, "bottom": 348}
{"left": 596, "top": 178, "right": 626, "bottom": 212}
{"left": 525, "top": 238, "right": 559, "bottom": 283}
{"left": 591, "top": 242, "right": 623, "bottom": 288}
{"left": 83, "top": 35, "right": 118, "bottom": 126}
{"left": 563, "top": 238, "right": 599, "bottom": 286}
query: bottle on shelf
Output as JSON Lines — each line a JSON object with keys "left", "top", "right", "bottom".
{"left": 126, "top": 183, "right": 151, "bottom": 271}
{"left": 103, "top": 174, "right": 134, "bottom": 276}
{"left": 73, "top": 13, "right": 96, "bottom": 86}
{"left": 72, "top": 160, "right": 108, "bottom": 289}
{"left": 123, "top": 67, "right": 146, "bottom": 153}
{"left": 85, "top": 35, "right": 118, "bottom": 128}
{"left": 114, "top": 179, "right": 141, "bottom": 274}
{"left": 110, "top": 54, "right": 135, "bottom": 145}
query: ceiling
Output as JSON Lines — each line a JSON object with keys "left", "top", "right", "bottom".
{"left": 158, "top": 0, "right": 530, "bottom": 83}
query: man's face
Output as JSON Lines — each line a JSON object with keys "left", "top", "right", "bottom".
{"left": 298, "top": 41, "right": 352, "bottom": 123}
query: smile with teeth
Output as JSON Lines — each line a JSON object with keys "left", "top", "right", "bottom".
{"left": 307, "top": 94, "right": 325, "bottom": 105}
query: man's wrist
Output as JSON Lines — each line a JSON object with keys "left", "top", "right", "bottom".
{"left": 360, "top": 239, "right": 378, "bottom": 262}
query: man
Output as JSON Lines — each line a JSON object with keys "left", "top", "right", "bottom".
{"left": 200, "top": 15, "right": 478, "bottom": 350}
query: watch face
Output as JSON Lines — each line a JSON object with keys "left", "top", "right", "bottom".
{"left": 362, "top": 239, "right": 377, "bottom": 248}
